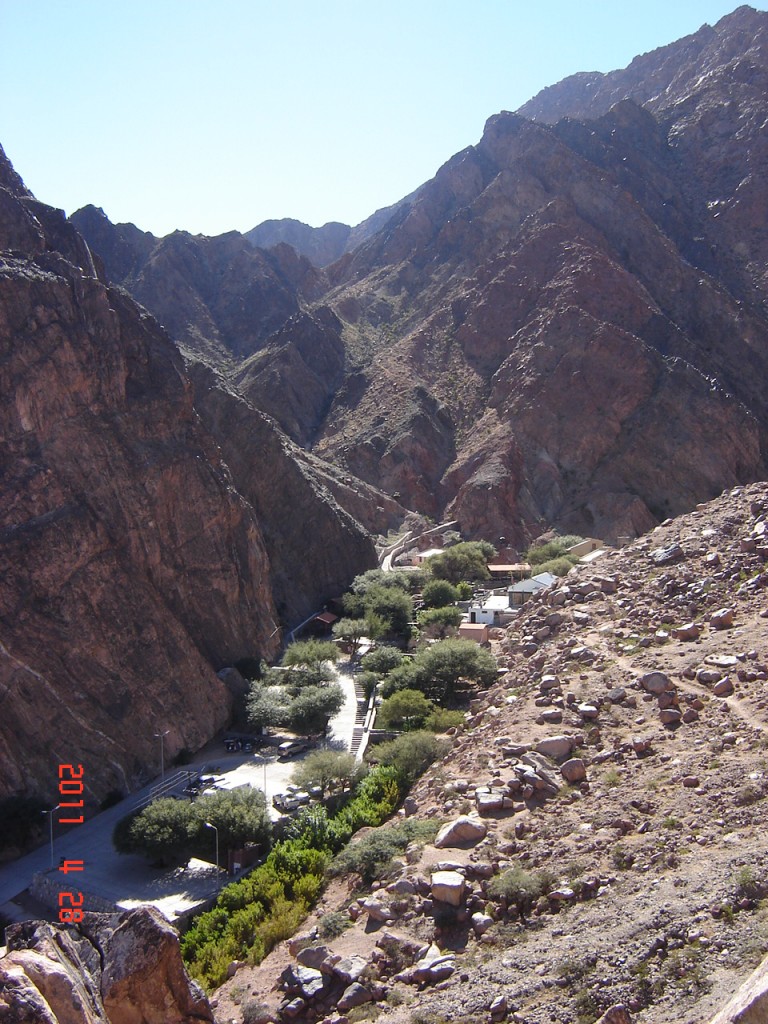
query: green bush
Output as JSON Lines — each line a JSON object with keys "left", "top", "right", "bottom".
{"left": 416, "top": 605, "right": 462, "bottom": 636}
{"left": 368, "top": 731, "right": 449, "bottom": 784}
{"left": 361, "top": 646, "right": 404, "bottom": 677}
{"left": 535, "top": 556, "right": 576, "bottom": 577}
{"left": 487, "top": 865, "right": 555, "bottom": 917}
{"left": 426, "top": 541, "right": 496, "bottom": 583}
{"left": 421, "top": 579, "right": 459, "bottom": 609}
{"left": 330, "top": 819, "right": 438, "bottom": 884}
{"left": 424, "top": 707, "right": 465, "bottom": 732}
{"left": 378, "top": 689, "right": 434, "bottom": 731}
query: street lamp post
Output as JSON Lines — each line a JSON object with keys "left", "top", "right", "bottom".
{"left": 154, "top": 729, "right": 170, "bottom": 783}
{"left": 204, "top": 821, "right": 220, "bottom": 879}
{"left": 41, "top": 805, "right": 60, "bottom": 870}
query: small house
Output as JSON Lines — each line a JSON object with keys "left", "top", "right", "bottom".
{"left": 509, "top": 571, "right": 558, "bottom": 607}
{"left": 409, "top": 547, "right": 445, "bottom": 566}
{"left": 467, "top": 594, "right": 516, "bottom": 627}
{"left": 459, "top": 622, "right": 490, "bottom": 644}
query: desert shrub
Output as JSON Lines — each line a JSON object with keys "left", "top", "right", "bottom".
{"left": 330, "top": 819, "right": 438, "bottom": 884}
{"left": 423, "top": 707, "right": 465, "bottom": 732}
{"left": 368, "top": 731, "right": 449, "bottom": 784}
{"left": 487, "top": 865, "right": 554, "bottom": 917}
{"left": 318, "top": 910, "right": 350, "bottom": 939}
{"left": 535, "top": 556, "right": 575, "bottom": 577}
{"left": 241, "top": 999, "right": 271, "bottom": 1024}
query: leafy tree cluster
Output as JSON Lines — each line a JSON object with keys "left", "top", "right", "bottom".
{"left": 367, "top": 730, "right": 450, "bottom": 784}
{"left": 416, "top": 604, "right": 462, "bottom": 637}
{"left": 426, "top": 541, "right": 496, "bottom": 583}
{"left": 113, "top": 787, "right": 271, "bottom": 866}
{"left": 379, "top": 636, "right": 498, "bottom": 703}
{"left": 525, "top": 534, "right": 584, "bottom": 577}
{"left": 342, "top": 570, "right": 417, "bottom": 639}
{"left": 246, "top": 640, "right": 344, "bottom": 736}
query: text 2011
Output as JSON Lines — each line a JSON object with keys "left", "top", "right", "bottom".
{"left": 57, "top": 764, "right": 85, "bottom": 923}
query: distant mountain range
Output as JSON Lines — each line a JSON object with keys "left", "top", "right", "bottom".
{"left": 72, "top": 4, "right": 768, "bottom": 547}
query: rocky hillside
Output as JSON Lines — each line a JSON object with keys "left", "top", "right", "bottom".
{"left": 73, "top": 6, "right": 768, "bottom": 550}
{"left": 213, "top": 479, "right": 768, "bottom": 1024}
{"left": 0, "top": 146, "right": 381, "bottom": 806}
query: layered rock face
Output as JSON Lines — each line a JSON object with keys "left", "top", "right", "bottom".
{"left": 0, "top": 147, "right": 378, "bottom": 805}
{"left": 0, "top": 146, "right": 282, "bottom": 801}
{"left": 73, "top": 8, "right": 768, "bottom": 548}
{"left": 189, "top": 362, "right": 386, "bottom": 625}
{"left": 0, "top": 907, "right": 212, "bottom": 1023}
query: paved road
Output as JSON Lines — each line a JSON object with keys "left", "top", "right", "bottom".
{"left": 0, "top": 668, "right": 360, "bottom": 928}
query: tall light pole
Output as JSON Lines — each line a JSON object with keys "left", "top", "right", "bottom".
{"left": 41, "top": 805, "right": 60, "bottom": 870}
{"left": 154, "top": 729, "right": 169, "bottom": 783}
{"left": 204, "top": 821, "right": 219, "bottom": 879}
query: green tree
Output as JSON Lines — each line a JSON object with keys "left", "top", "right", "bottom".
{"left": 116, "top": 798, "right": 198, "bottom": 865}
{"left": 290, "top": 749, "right": 365, "bottom": 797}
{"left": 246, "top": 683, "right": 288, "bottom": 732}
{"left": 282, "top": 640, "right": 338, "bottom": 667}
{"left": 332, "top": 617, "right": 367, "bottom": 656}
{"left": 421, "top": 578, "right": 459, "bottom": 609}
{"left": 364, "top": 585, "right": 413, "bottom": 638}
{"left": 378, "top": 660, "right": 418, "bottom": 699}
{"left": 426, "top": 541, "right": 496, "bottom": 583}
{"left": 364, "top": 611, "right": 388, "bottom": 641}
{"left": 287, "top": 683, "right": 345, "bottom": 735}
{"left": 361, "top": 645, "right": 404, "bottom": 676}
{"left": 416, "top": 605, "right": 462, "bottom": 637}
{"left": 368, "top": 731, "right": 449, "bottom": 784}
{"left": 380, "top": 637, "right": 497, "bottom": 703}
{"left": 196, "top": 787, "right": 271, "bottom": 854}
{"left": 378, "top": 689, "right": 434, "bottom": 731}
{"left": 412, "top": 637, "right": 497, "bottom": 702}
{"left": 275, "top": 662, "right": 336, "bottom": 695}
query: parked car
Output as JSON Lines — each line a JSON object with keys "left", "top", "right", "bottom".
{"left": 278, "top": 739, "right": 310, "bottom": 760}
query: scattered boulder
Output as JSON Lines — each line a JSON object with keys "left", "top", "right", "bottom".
{"left": 434, "top": 816, "right": 488, "bottom": 848}
{"left": 561, "top": 758, "right": 587, "bottom": 784}
{"left": 431, "top": 871, "right": 466, "bottom": 907}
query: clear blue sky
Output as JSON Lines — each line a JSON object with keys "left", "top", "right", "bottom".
{"left": 0, "top": 1, "right": 762, "bottom": 236}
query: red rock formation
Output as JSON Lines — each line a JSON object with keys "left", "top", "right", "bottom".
{"left": 0, "top": 147, "right": 378, "bottom": 805}
{"left": 1, "top": 908, "right": 212, "bottom": 1023}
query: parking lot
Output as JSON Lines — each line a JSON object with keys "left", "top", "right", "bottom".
{"left": 0, "top": 665, "right": 362, "bottom": 928}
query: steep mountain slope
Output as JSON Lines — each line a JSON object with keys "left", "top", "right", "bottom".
{"left": 71, "top": 6, "right": 768, "bottom": 551}
{"left": 214, "top": 480, "right": 768, "bottom": 1024}
{"left": 0, "top": 147, "right": 378, "bottom": 805}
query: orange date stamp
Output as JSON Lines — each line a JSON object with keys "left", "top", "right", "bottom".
{"left": 56, "top": 764, "right": 85, "bottom": 923}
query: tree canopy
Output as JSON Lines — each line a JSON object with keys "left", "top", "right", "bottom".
{"left": 113, "top": 787, "right": 272, "bottom": 866}
{"left": 421, "top": 578, "right": 459, "bottom": 609}
{"left": 287, "top": 683, "right": 345, "bottom": 735}
{"left": 378, "top": 689, "right": 434, "bottom": 731}
{"left": 380, "top": 637, "right": 497, "bottom": 703}
{"left": 426, "top": 541, "right": 496, "bottom": 583}
{"left": 290, "top": 749, "right": 365, "bottom": 797}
